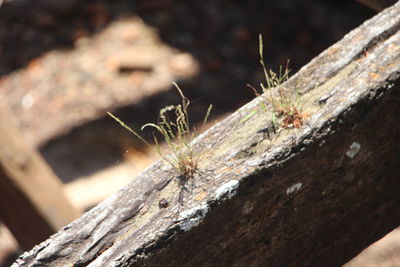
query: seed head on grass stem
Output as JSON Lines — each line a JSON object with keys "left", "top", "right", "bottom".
{"left": 252, "top": 34, "right": 308, "bottom": 129}
{"left": 108, "top": 83, "right": 212, "bottom": 179}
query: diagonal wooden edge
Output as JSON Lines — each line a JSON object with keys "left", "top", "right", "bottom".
{"left": 13, "top": 2, "right": 400, "bottom": 266}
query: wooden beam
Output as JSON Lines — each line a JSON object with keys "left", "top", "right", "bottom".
{"left": 12, "top": 2, "right": 400, "bottom": 266}
{"left": 0, "top": 108, "right": 81, "bottom": 250}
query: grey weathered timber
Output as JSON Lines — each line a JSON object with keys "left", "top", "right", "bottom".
{"left": 13, "top": 2, "right": 400, "bottom": 266}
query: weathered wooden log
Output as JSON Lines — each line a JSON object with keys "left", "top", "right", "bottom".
{"left": 0, "top": 107, "right": 81, "bottom": 251}
{"left": 13, "top": 2, "right": 400, "bottom": 266}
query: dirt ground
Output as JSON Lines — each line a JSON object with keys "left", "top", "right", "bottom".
{"left": 2, "top": 0, "right": 397, "bottom": 266}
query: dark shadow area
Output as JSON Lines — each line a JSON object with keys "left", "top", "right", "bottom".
{"left": 0, "top": 0, "right": 136, "bottom": 76}
{"left": 0, "top": 0, "right": 374, "bottom": 77}
{"left": 34, "top": 0, "right": 375, "bottom": 183}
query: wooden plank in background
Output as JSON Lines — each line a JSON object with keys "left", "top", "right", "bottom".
{"left": 0, "top": 108, "right": 81, "bottom": 250}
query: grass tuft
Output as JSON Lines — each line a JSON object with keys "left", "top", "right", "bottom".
{"left": 108, "top": 83, "right": 212, "bottom": 179}
{"left": 251, "top": 34, "right": 309, "bottom": 129}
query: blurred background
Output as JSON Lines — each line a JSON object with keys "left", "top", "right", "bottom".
{"left": 0, "top": 0, "right": 379, "bottom": 265}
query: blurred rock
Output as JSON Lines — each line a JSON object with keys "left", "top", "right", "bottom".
{"left": 168, "top": 53, "right": 199, "bottom": 77}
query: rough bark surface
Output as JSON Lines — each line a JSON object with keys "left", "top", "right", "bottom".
{"left": 13, "top": 2, "right": 400, "bottom": 266}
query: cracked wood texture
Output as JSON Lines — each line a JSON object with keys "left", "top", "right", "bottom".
{"left": 13, "top": 2, "right": 400, "bottom": 267}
